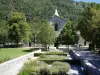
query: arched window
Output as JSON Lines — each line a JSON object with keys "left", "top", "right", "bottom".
{"left": 55, "top": 23, "right": 58, "bottom": 31}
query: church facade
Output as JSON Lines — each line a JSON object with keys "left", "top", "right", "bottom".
{"left": 49, "top": 9, "right": 66, "bottom": 32}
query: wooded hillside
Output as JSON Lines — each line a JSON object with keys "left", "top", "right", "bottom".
{"left": 0, "top": 0, "right": 87, "bottom": 27}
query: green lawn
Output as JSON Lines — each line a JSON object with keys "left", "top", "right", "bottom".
{"left": 0, "top": 48, "right": 35, "bottom": 63}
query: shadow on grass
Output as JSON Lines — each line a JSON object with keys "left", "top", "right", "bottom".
{"left": 22, "top": 48, "right": 35, "bottom": 52}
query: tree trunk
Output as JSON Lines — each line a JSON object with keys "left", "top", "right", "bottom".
{"left": 45, "top": 44, "right": 48, "bottom": 51}
{"left": 3, "top": 40, "right": 5, "bottom": 47}
{"left": 92, "top": 38, "right": 96, "bottom": 51}
{"left": 29, "top": 42, "right": 31, "bottom": 47}
{"left": 92, "top": 43, "right": 96, "bottom": 51}
{"left": 16, "top": 39, "right": 19, "bottom": 47}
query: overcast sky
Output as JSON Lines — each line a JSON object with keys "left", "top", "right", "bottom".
{"left": 74, "top": 0, "right": 100, "bottom": 3}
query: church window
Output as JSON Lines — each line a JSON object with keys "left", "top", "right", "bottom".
{"left": 55, "top": 23, "right": 58, "bottom": 31}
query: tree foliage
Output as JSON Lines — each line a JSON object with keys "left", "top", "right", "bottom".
{"left": 56, "top": 20, "right": 78, "bottom": 46}
{"left": 0, "top": 0, "right": 85, "bottom": 27}
{"left": 78, "top": 3, "right": 100, "bottom": 50}
{"left": 8, "top": 12, "right": 30, "bottom": 44}
{"left": 0, "top": 20, "right": 8, "bottom": 44}
{"left": 38, "top": 21, "right": 55, "bottom": 45}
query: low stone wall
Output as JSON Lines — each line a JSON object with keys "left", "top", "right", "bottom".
{"left": 0, "top": 50, "right": 41, "bottom": 74}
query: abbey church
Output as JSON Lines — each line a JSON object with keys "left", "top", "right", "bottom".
{"left": 49, "top": 9, "right": 88, "bottom": 46}
{"left": 49, "top": 9, "right": 66, "bottom": 32}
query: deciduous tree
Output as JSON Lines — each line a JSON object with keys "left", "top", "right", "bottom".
{"left": 78, "top": 3, "right": 100, "bottom": 50}
{"left": 57, "top": 20, "right": 78, "bottom": 47}
{"left": 8, "top": 12, "right": 30, "bottom": 45}
{"left": 38, "top": 20, "right": 55, "bottom": 50}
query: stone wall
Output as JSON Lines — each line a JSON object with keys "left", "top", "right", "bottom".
{"left": 0, "top": 50, "right": 41, "bottom": 74}
{"left": 49, "top": 16, "right": 66, "bottom": 31}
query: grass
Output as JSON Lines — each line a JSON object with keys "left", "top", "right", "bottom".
{"left": 0, "top": 48, "right": 36, "bottom": 63}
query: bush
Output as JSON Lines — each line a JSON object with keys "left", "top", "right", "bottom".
{"left": 52, "top": 61, "right": 70, "bottom": 72}
{"left": 46, "top": 50, "right": 65, "bottom": 54}
{"left": 38, "top": 55, "right": 67, "bottom": 64}
{"left": 50, "top": 61, "right": 70, "bottom": 75}
{"left": 18, "top": 60, "right": 50, "bottom": 75}
{"left": 39, "top": 55, "right": 67, "bottom": 60}
{"left": 38, "top": 55, "right": 67, "bottom": 61}
{"left": 34, "top": 51, "right": 67, "bottom": 57}
{"left": 34, "top": 53, "right": 45, "bottom": 57}
{"left": 4, "top": 44, "right": 22, "bottom": 48}
{"left": 39, "top": 66, "right": 50, "bottom": 75}
{"left": 18, "top": 60, "right": 70, "bottom": 75}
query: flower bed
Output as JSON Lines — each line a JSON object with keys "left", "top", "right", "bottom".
{"left": 18, "top": 60, "right": 70, "bottom": 75}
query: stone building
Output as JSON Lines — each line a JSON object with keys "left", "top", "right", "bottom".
{"left": 49, "top": 9, "right": 66, "bottom": 32}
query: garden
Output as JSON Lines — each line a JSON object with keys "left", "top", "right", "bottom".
{"left": 18, "top": 50, "right": 71, "bottom": 75}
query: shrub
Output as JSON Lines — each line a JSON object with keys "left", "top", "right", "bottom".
{"left": 34, "top": 51, "right": 67, "bottom": 57}
{"left": 38, "top": 55, "right": 67, "bottom": 64}
{"left": 38, "top": 55, "right": 67, "bottom": 60}
{"left": 18, "top": 60, "right": 50, "bottom": 75}
{"left": 52, "top": 61, "right": 70, "bottom": 72}
{"left": 46, "top": 50, "right": 64, "bottom": 54}
{"left": 50, "top": 61, "right": 70, "bottom": 75}
{"left": 39, "top": 66, "right": 50, "bottom": 75}
{"left": 18, "top": 60, "right": 71, "bottom": 75}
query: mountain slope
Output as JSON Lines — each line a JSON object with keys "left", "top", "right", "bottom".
{"left": 0, "top": 0, "right": 86, "bottom": 27}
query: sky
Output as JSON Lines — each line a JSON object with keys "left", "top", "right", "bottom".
{"left": 74, "top": 0, "right": 100, "bottom": 3}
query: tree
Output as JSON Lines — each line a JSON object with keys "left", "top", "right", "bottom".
{"left": 8, "top": 12, "right": 30, "bottom": 45}
{"left": 0, "top": 20, "right": 8, "bottom": 45}
{"left": 38, "top": 20, "right": 55, "bottom": 50}
{"left": 29, "top": 18, "right": 42, "bottom": 44}
{"left": 57, "top": 20, "right": 78, "bottom": 46}
{"left": 0, "top": 0, "right": 84, "bottom": 28}
{"left": 77, "top": 3, "right": 100, "bottom": 50}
